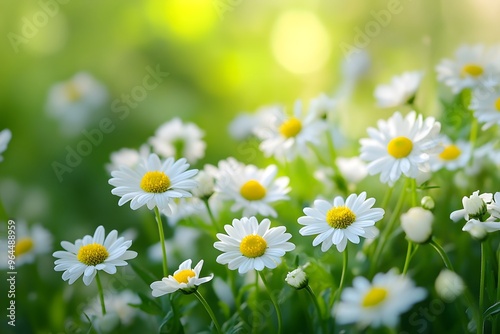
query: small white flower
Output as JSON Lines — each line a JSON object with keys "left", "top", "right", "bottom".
{"left": 228, "top": 106, "right": 280, "bottom": 140}
{"left": 470, "top": 83, "right": 500, "bottom": 130}
{"left": 83, "top": 290, "right": 140, "bottom": 326}
{"left": 150, "top": 259, "right": 213, "bottom": 296}
{"left": 488, "top": 192, "right": 500, "bottom": 219}
{"left": 400, "top": 207, "right": 433, "bottom": 243}
{"left": 215, "top": 162, "right": 290, "bottom": 218}
{"left": 191, "top": 167, "right": 215, "bottom": 199}
{"left": 421, "top": 196, "right": 435, "bottom": 210}
{"left": 53, "top": 226, "right": 137, "bottom": 286}
{"left": 298, "top": 192, "right": 384, "bottom": 252}
{"left": 214, "top": 216, "right": 295, "bottom": 274}
{"left": 436, "top": 44, "right": 499, "bottom": 94}
{"left": 429, "top": 137, "right": 471, "bottom": 172}
{"left": 0, "top": 222, "right": 52, "bottom": 269}
{"left": 462, "top": 218, "right": 500, "bottom": 236}
{"left": 450, "top": 190, "right": 492, "bottom": 222}
{"left": 336, "top": 157, "right": 368, "bottom": 184}
{"left": 109, "top": 153, "right": 198, "bottom": 214}
{"left": 285, "top": 267, "right": 308, "bottom": 290}
{"left": 435, "top": 269, "right": 465, "bottom": 302}
{"left": 255, "top": 100, "right": 328, "bottom": 161}
{"left": 149, "top": 118, "right": 206, "bottom": 164}
{"left": 334, "top": 270, "right": 426, "bottom": 328}
{"left": 45, "top": 72, "right": 108, "bottom": 136}
{"left": 360, "top": 111, "right": 441, "bottom": 184}
{"left": 374, "top": 71, "right": 423, "bottom": 108}
{"left": 105, "top": 145, "right": 150, "bottom": 174}
{"left": 0, "top": 129, "right": 12, "bottom": 162}
{"left": 308, "top": 93, "right": 337, "bottom": 120}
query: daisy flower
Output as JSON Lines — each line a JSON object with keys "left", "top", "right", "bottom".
{"left": 53, "top": 225, "right": 137, "bottom": 286}
{"left": 334, "top": 270, "right": 426, "bottom": 328}
{"left": 462, "top": 217, "right": 500, "bottom": 238}
{"left": 298, "top": 192, "right": 384, "bottom": 252}
{"left": 149, "top": 118, "right": 206, "bottom": 164}
{"left": 150, "top": 259, "right": 213, "bottom": 296}
{"left": 214, "top": 162, "right": 290, "bottom": 218}
{"left": 429, "top": 137, "right": 471, "bottom": 171}
{"left": 336, "top": 156, "right": 368, "bottom": 184}
{"left": 45, "top": 72, "right": 107, "bottom": 136}
{"left": 214, "top": 216, "right": 295, "bottom": 274}
{"left": 436, "top": 44, "right": 498, "bottom": 94}
{"left": 254, "top": 100, "right": 328, "bottom": 161}
{"left": 105, "top": 145, "right": 150, "bottom": 174}
{"left": 0, "top": 129, "right": 12, "bottom": 162}
{"left": 470, "top": 83, "right": 500, "bottom": 130}
{"left": 108, "top": 153, "right": 198, "bottom": 214}
{"left": 228, "top": 105, "right": 280, "bottom": 140}
{"left": 449, "top": 190, "right": 492, "bottom": 222}
{"left": 359, "top": 111, "right": 441, "bottom": 184}
{"left": 0, "top": 222, "right": 52, "bottom": 269}
{"left": 374, "top": 71, "right": 423, "bottom": 108}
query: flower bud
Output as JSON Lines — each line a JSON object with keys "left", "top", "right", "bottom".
{"left": 400, "top": 207, "right": 433, "bottom": 243}
{"left": 421, "top": 196, "right": 435, "bottom": 210}
{"left": 285, "top": 267, "right": 308, "bottom": 290}
{"left": 435, "top": 269, "right": 465, "bottom": 302}
{"left": 463, "top": 191, "right": 489, "bottom": 221}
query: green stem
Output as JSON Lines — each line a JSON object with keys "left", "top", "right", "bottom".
{"left": 194, "top": 290, "right": 222, "bottom": 334}
{"left": 410, "top": 178, "right": 418, "bottom": 207}
{"left": 429, "top": 238, "right": 454, "bottom": 271}
{"left": 402, "top": 241, "right": 413, "bottom": 275}
{"left": 381, "top": 187, "right": 393, "bottom": 211}
{"left": 95, "top": 272, "right": 106, "bottom": 316}
{"left": 469, "top": 117, "right": 479, "bottom": 151}
{"left": 203, "top": 198, "right": 219, "bottom": 233}
{"left": 332, "top": 247, "right": 349, "bottom": 308}
{"left": 478, "top": 242, "right": 486, "bottom": 334}
{"left": 370, "top": 179, "right": 409, "bottom": 276}
{"left": 305, "top": 285, "right": 328, "bottom": 334}
{"left": 259, "top": 271, "right": 282, "bottom": 334}
{"left": 154, "top": 207, "right": 168, "bottom": 277}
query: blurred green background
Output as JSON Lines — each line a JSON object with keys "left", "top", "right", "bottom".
{"left": 1, "top": 0, "right": 500, "bottom": 333}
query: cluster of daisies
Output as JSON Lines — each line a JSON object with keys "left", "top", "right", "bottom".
{"left": 42, "top": 44, "right": 500, "bottom": 333}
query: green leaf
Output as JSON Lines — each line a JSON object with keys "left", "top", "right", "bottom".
{"left": 130, "top": 261, "right": 158, "bottom": 286}
{"left": 159, "top": 310, "right": 185, "bottom": 334}
{"left": 483, "top": 301, "right": 500, "bottom": 319}
{"left": 128, "top": 292, "right": 163, "bottom": 315}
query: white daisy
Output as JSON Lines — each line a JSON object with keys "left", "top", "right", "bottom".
{"left": 470, "top": 83, "right": 500, "bottom": 130}
{"left": 0, "top": 129, "right": 12, "bottom": 162}
{"left": 214, "top": 162, "right": 290, "bottom": 218}
{"left": 359, "top": 111, "right": 441, "bottom": 184}
{"left": 334, "top": 270, "right": 426, "bottom": 328}
{"left": 228, "top": 105, "right": 280, "bottom": 140}
{"left": 0, "top": 222, "right": 52, "bottom": 269}
{"left": 214, "top": 216, "right": 295, "bottom": 274}
{"left": 436, "top": 44, "right": 499, "bottom": 94}
{"left": 255, "top": 100, "right": 328, "bottom": 161}
{"left": 150, "top": 259, "right": 213, "bottom": 296}
{"left": 298, "top": 192, "right": 384, "bottom": 252}
{"left": 53, "top": 226, "right": 137, "bottom": 286}
{"left": 374, "top": 71, "right": 423, "bottom": 108}
{"left": 429, "top": 137, "right": 471, "bottom": 171}
{"left": 336, "top": 156, "right": 368, "bottom": 184}
{"left": 462, "top": 217, "right": 500, "bottom": 237}
{"left": 149, "top": 118, "right": 206, "bottom": 164}
{"left": 308, "top": 93, "right": 337, "bottom": 120}
{"left": 83, "top": 290, "right": 140, "bottom": 326}
{"left": 45, "top": 72, "right": 108, "bottom": 136}
{"left": 105, "top": 145, "right": 150, "bottom": 174}
{"left": 109, "top": 153, "right": 198, "bottom": 214}
{"left": 450, "top": 190, "right": 492, "bottom": 222}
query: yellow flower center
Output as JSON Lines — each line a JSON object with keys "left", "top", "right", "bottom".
{"left": 495, "top": 97, "right": 500, "bottom": 111}
{"left": 240, "top": 180, "right": 266, "bottom": 201}
{"left": 173, "top": 269, "right": 196, "bottom": 284}
{"left": 240, "top": 235, "right": 267, "bottom": 258}
{"left": 439, "top": 144, "right": 461, "bottom": 161}
{"left": 140, "top": 171, "right": 171, "bottom": 193}
{"left": 65, "top": 82, "right": 82, "bottom": 102}
{"left": 461, "top": 63, "right": 484, "bottom": 77}
{"left": 15, "top": 238, "right": 34, "bottom": 257}
{"left": 387, "top": 136, "right": 413, "bottom": 158}
{"left": 77, "top": 243, "right": 109, "bottom": 266}
{"left": 362, "top": 287, "right": 388, "bottom": 307}
{"left": 326, "top": 206, "right": 356, "bottom": 229}
{"left": 279, "top": 117, "right": 302, "bottom": 138}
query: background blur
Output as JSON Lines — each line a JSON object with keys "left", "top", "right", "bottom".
{"left": 1, "top": 0, "right": 499, "bottom": 333}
